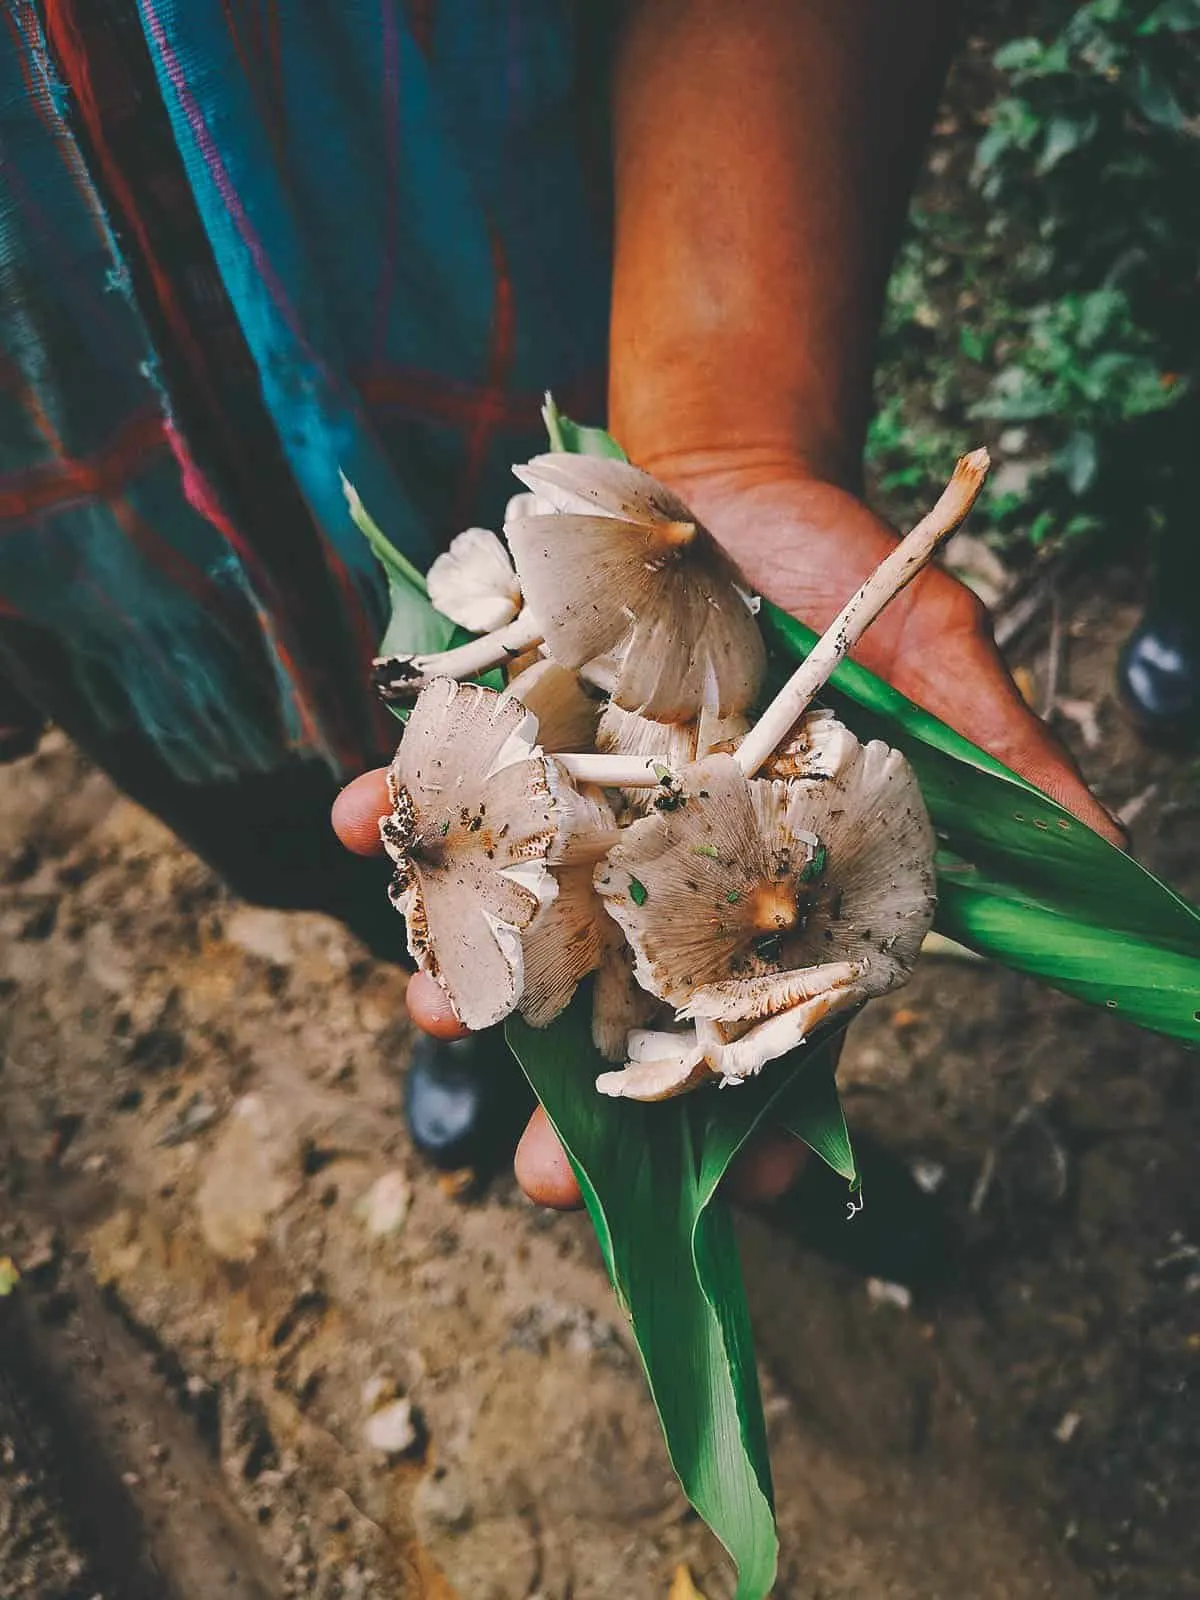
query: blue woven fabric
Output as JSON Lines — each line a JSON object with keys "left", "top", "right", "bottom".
{"left": 0, "top": 0, "right": 611, "bottom": 780}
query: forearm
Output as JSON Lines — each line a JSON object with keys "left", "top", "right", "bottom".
{"left": 608, "top": 0, "right": 958, "bottom": 490}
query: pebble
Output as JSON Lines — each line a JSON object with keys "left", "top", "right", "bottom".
{"left": 224, "top": 908, "right": 296, "bottom": 966}
{"left": 357, "top": 1171, "right": 411, "bottom": 1237}
{"left": 866, "top": 1278, "right": 912, "bottom": 1312}
{"left": 1053, "top": 1410, "right": 1082, "bottom": 1445}
{"left": 362, "top": 1399, "right": 420, "bottom": 1459}
{"left": 196, "top": 1094, "right": 299, "bottom": 1262}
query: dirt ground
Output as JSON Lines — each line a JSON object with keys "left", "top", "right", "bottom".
{"left": 1, "top": 581, "right": 1197, "bottom": 1600}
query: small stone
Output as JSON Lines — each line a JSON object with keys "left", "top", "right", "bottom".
{"left": 866, "top": 1277, "right": 912, "bottom": 1312}
{"left": 357, "top": 1171, "right": 412, "bottom": 1237}
{"left": 196, "top": 1094, "right": 299, "bottom": 1263}
{"left": 910, "top": 1158, "right": 946, "bottom": 1194}
{"left": 1053, "top": 1410, "right": 1082, "bottom": 1445}
{"left": 157, "top": 1091, "right": 219, "bottom": 1147}
{"left": 224, "top": 908, "right": 296, "bottom": 966}
{"left": 362, "top": 1398, "right": 420, "bottom": 1459}
{"left": 22, "top": 1228, "right": 60, "bottom": 1279}
{"left": 436, "top": 1168, "right": 476, "bottom": 1201}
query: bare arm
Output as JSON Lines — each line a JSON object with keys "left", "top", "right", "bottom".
{"left": 607, "top": 0, "right": 1119, "bottom": 844}
{"left": 609, "top": 0, "right": 957, "bottom": 488}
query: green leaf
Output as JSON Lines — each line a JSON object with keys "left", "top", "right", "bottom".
{"left": 1139, "top": 0, "right": 1200, "bottom": 33}
{"left": 376, "top": 577, "right": 458, "bottom": 660}
{"left": 508, "top": 999, "right": 850, "bottom": 1600}
{"left": 761, "top": 603, "right": 1200, "bottom": 1044}
{"left": 542, "top": 394, "right": 629, "bottom": 460}
{"left": 1057, "top": 429, "right": 1099, "bottom": 495}
{"left": 1131, "top": 60, "right": 1186, "bottom": 128}
{"left": 341, "top": 472, "right": 429, "bottom": 595}
{"left": 773, "top": 1050, "right": 860, "bottom": 1188}
{"left": 1036, "top": 113, "right": 1098, "bottom": 174}
{"left": 342, "top": 473, "right": 457, "bottom": 660}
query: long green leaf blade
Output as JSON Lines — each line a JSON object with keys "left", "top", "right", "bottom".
{"left": 508, "top": 1000, "right": 781, "bottom": 1600}
{"left": 762, "top": 603, "right": 1200, "bottom": 1043}
{"left": 772, "top": 1051, "right": 860, "bottom": 1187}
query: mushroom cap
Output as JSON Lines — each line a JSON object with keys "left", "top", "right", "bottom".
{"left": 594, "top": 1026, "right": 714, "bottom": 1101}
{"left": 760, "top": 707, "right": 859, "bottom": 781}
{"left": 382, "top": 678, "right": 620, "bottom": 1031}
{"left": 506, "top": 658, "right": 601, "bottom": 755}
{"left": 426, "top": 527, "right": 522, "bottom": 633}
{"left": 596, "top": 702, "right": 750, "bottom": 818}
{"left": 519, "top": 865, "right": 610, "bottom": 1029}
{"left": 505, "top": 455, "right": 765, "bottom": 722}
{"left": 595, "top": 737, "right": 936, "bottom": 1036}
{"left": 591, "top": 931, "right": 662, "bottom": 1062}
{"left": 380, "top": 680, "right": 559, "bottom": 1031}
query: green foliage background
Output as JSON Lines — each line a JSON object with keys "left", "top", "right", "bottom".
{"left": 870, "top": 0, "right": 1199, "bottom": 560}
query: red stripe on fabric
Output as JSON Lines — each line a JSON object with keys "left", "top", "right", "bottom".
{"left": 45, "top": 2, "right": 234, "bottom": 444}
{"left": 0, "top": 412, "right": 167, "bottom": 523}
{"left": 452, "top": 225, "right": 517, "bottom": 529}
{"left": 406, "top": 0, "right": 436, "bottom": 56}
{"left": 141, "top": 0, "right": 320, "bottom": 365}
{"left": 218, "top": 0, "right": 288, "bottom": 166}
{"left": 5, "top": 6, "right": 65, "bottom": 142}
{"left": 370, "top": 0, "right": 403, "bottom": 359}
{"left": 356, "top": 366, "right": 606, "bottom": 434}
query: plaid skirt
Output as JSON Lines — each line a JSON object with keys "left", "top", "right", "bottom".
{"left": 0, "top": 1, "right": 611, "bottom": 785}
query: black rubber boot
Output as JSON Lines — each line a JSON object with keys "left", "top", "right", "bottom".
{"left": 1118, "top": 611, "right": 1200, "bottom": 748}
{"left": 403, "top": 1027, "right": 536, "bottom": 1177}
{"left": 1118, "top": 500, "right": 1200, "bottom": 749}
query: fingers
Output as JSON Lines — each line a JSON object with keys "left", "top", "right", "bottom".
{"left": 405, "top": 969, "right": 471, "bottom": 1041}
{"left": 331, "top": 767, "right": 391, "bottom": 856}
{"left": 513, "top": 1107, "right": 807, "bottom": 1211}
{"left": 948, "top": 626, "right": 1127, "bottom": 848}
{"left": 725, "top": 1130, "right": 808, "bottom": 1204}
{"left": 891, "top": 577, "right": 1127, "bottom": 849}
{"left": 514, "top": 1107, "right": 584, "bottom": 1209}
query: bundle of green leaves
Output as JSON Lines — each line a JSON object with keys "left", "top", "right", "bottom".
{"left": 349, "top": 408, "right": 1200, "bottom": 1600}
{"left": 869, "top": 0, "right": 1198, "bottom": 560}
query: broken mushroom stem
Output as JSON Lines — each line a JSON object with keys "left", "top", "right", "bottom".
{"left": 734, "top": 447, "right": 991, "bottom": 779}
{"left": 554, "top": 752, "right": 679, "bottom": 790}
{"left": 374, "top": 610, "right": 544, "bottom": 701}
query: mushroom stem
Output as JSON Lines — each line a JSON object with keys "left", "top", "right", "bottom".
{"left": 735, "top": 448, "right": 990, "bottom": 778}
{"left": 555, "top": 752, "right": 675, "bottom": 790}
{"left": 374, "top": 611, "right": 544, "bottom": 701}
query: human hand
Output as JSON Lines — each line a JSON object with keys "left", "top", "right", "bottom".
{"left": 647, "top": 449, "right": 1124, "bottom": 847}
{"left": 332, "top": 774, "right": 807, "bottom": 1209}
{"left": 333, "top": 457, "right": 1120, "bottom": 1211}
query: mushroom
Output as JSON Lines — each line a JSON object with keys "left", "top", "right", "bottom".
{"left": 593, "top": 739, "right": 935, "bottom": 1098}
{"left": 373, "top": 610, "right": 543, "bottom": 706}
{"left": 426, "top": 526, "right": 522, "bottom": 633}
{"left": 591, "top": 929, "right": 663, "bottom": 1062}
{"left": 589, "top": 448, "right": 990, "bottom": 1099}
{"left": 518, "top": 866, "right": 612, "bottom": 1030}
{"left": 506, "top": 658, "right": 602, "bottom": 754}
{"left": 380, "top": 678, "right": 617, "bottom": 1031}
{"left": 504, "top": 455, "right": 766, "bottom": 722}
{"left": 596, "top": 701, "right": 749, "bottom": 816}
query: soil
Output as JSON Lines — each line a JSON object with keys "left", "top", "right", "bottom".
{"left": 1, "top": 579, "right": 1197, "bottom": 1600}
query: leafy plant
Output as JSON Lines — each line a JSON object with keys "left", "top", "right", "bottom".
{"left": 869, "top": 0, "right": 1198, "bottom": 559}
